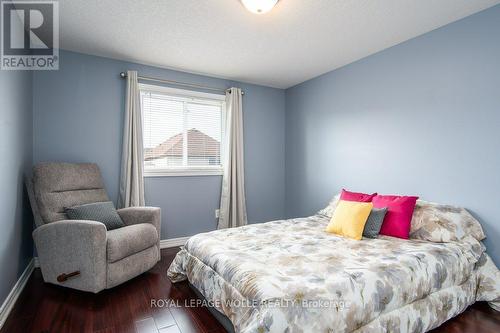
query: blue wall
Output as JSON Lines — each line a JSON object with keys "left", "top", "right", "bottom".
{"left": 0, "top": 70, "right": 34, "bottom": 305}
{"left": 31, "top": 6, "right": 500, "bottom": 264}
{"left": 33, "top": 51, "right": 286, "bottom": 239}
{"left": 285, "top": 5, "right": 500, "bottom": 264}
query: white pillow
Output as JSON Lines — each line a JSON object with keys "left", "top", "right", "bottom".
{"left": 317, "top": 194, "right": 340, "bottom": 218}
{"left": 410, "top": 200, "right": 486, "bottom": 242}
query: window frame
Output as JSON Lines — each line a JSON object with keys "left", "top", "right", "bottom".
{"left": 139, "top": 84, "right": 226, "bottom": 177}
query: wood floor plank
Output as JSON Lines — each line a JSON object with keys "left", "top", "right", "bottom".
{"left": 135, "top": 317, "right": 158, "bottom": 333}
{"left": 1, "top": 247, "right": 498, "bottom": 333}
{"left": 153, "top": 308, "right": 176, "bottom": 329}
{"left": 158, "top": 325, "right": 182, "bottom": 333}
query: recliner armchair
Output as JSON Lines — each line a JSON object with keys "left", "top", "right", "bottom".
{"left": 26, "top": 162, "right": 161, "bottom": 293}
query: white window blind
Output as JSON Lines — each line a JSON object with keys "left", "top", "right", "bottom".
{"left": 140, "top": 85, "right": 225, "bottom": 176}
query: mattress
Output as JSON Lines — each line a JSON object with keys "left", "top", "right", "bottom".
{"left": 168, "top": 215, "right": 500, "bottom": 333}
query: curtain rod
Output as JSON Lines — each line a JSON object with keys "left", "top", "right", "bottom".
{"left": 119, "top": 72, "right": 244, "bottom": 95}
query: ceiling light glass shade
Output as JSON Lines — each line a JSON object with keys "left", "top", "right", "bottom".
{"left": 241, "top": 0, "right": 278, "bottom": 14}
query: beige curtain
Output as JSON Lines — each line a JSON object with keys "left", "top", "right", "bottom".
{"left": 218, "top": 88, "right": 247, "bottom": 229}
{"left": 118, "top": 70, "right": 145, "bottom": 208}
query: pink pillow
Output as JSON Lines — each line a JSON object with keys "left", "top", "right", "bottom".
{"left": 373, "top": 195, "right": 419, "bottom": 239}
{"left": 340, "top": 189, "right": 377, "bottom": 202}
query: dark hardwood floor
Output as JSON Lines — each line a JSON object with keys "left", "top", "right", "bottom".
{"left": 2, "top": 247, "right": 499, "bottom": 333}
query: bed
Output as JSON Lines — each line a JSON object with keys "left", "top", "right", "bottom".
{"left": 167, "top": 199, "right": 500, "bottom": 333}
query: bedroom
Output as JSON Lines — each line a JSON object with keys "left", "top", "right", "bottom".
{"left": 0, "top": 0, "right": 499, "bottom": 332}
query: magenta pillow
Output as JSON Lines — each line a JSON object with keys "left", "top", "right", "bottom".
{"left": 340, "top": 189, "right": 377, "bottom": 202}
{"left": 373, "top": 195, "right": 419, "bottom": 239}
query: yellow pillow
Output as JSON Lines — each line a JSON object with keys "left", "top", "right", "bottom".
{"left": 325, "top": 200, "right": 373, "bottom": 240}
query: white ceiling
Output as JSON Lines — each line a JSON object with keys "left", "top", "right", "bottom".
{"left": 59, "top": 0, "right": 500, "bottom": 89}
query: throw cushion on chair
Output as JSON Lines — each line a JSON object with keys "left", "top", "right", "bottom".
{"left": 65, "top": 201, "right": 125, "bottom": 230}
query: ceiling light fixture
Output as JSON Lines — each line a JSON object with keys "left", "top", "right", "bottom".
{"left": 241, "top": 0, "right": 279, "bottom": 14}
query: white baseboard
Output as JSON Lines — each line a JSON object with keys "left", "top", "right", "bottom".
{"left": 0, "top": 259, "right": 35, "bottom": 329}
{"left": 160, "top": 236, "right": 190, "bottom": 249}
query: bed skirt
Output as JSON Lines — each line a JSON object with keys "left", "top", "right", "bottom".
{"left": 189, "top": 282, "right": 236, "bottom": 333}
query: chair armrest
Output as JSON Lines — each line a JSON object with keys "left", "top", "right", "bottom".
{"left": 117, "top": 206, "right": 161, "bottom": 231}
{"left": 33, "top": 220, "right": 107, "bottom": 293}
{"left": 117, "top": 207, "right": 161, "bottom": 253}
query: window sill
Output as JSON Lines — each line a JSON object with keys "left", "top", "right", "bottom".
{"left": 144, "top": 168, "right": 224, "bottom": 177}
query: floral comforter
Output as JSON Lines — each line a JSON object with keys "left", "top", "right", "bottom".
{"left": 167, "top": 215, "right": 500, "bottom": 333}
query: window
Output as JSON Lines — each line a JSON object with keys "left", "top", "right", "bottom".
{"left": 140, "top": 84, "right": 226, "bottom": 176}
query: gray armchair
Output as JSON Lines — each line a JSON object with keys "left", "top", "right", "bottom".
{"left": 26, "top": 162, "right": 161, "bottom": 293}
